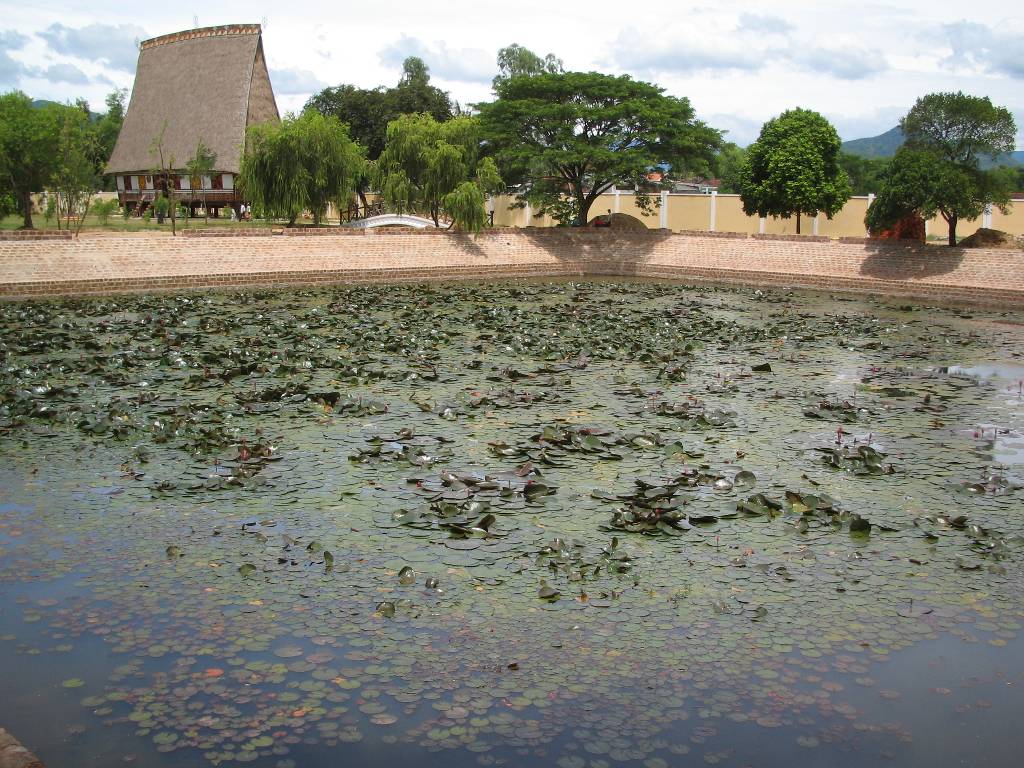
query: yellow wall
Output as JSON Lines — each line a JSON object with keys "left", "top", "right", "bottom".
{"left": 487, "top": 192, "right": 1024, "bottom": 241}
{"left": 992, "top": 202, "right": 1024, "bottom": 236}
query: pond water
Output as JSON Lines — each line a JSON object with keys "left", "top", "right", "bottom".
{"left": 1, "top": 280, "right": 1022, "bottom": 768}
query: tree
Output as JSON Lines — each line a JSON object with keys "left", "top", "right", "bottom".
{"left": 52, "top": 105, "right": 98, "bottom": 234}
{"left": 306, "top": 57, "right": 454, "bottom": 207}
{"left": 712, "top": 142, "right": 747, "bottom": 194}
{"left": 901, "top": 92, "right": 1016, "bottom": 167}
{"left": 0, "top": 91, "right": 60, "bottom": 228}
{"left": 867, "top": 93, "right": 1017, "bottom": 245}
{"left": 738, "top": 108, "right": 851, "bottom": 234}
{"left": 865, "top": 147, "right": 1012, "bottom": 245}
{"left": 94, "top": 89, "right": 127, "bottom": 190}
{"left": 493, "top": 44, "right": 563, "bottom": 89}
{"left": 374, "top": 113, "right": 501, "bottom": 231}
{"left": 150, "top": 121, "right": 178, "bottom": 235}
{"left": 239, "top": 110, "right": 364, "bottom": 226}
{"left": 389, "top": 57, "right": 454, "bottom": 120}
{"left": 185, "top": 139, "right": 217, "bottom": 224}
{"left": 838, "top": 153, "right": 890, "bottom": 196}
{"left": 478, "top": 72, "right": 721, "bottom": 227}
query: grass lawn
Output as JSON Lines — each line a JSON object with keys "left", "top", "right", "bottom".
{"left": 0, "top": 213, "right": 284, "bottom": 232}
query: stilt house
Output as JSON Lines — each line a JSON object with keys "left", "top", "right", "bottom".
{"left": 106, "top": 24, "right": 280, "bottom": 217}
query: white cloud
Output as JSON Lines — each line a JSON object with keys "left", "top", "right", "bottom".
{"left": 0, "top": 30, "right": 30, "bottom": 86}
{"left": 269, "top": 67, "right": 328, "bottom": 96}
{"left": 941, "top": 20, "right": 1024, "bottom": 79}
{"left": 38, "top": 62, "right": 111, "bottom": 86}
{"left": 37, "top": 23, "right": 146, "bottom": 72}
{"left": 378, "top": 35, "right": 493, "bottom": 84}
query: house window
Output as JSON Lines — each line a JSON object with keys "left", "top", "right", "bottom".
{"left": 211, "top": 174, "right": 224, "bottom": 191}
{"left": 172, "top": 175, "right": 182, "bottom": 190}
{"left": 122, "top": 175, "right": 132, "bottom": 191}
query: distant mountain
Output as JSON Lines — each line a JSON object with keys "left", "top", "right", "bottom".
{"left": 842, "top": 126, "right": 1024, "bottom": 168}
{"left": 31, "top": 98, "right": 100, "bottom": 122}
{"left": 842, "top": 127, "right": 904, "bottom": 159}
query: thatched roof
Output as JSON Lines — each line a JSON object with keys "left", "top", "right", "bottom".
{"left": 107, "top": 24, "right": 279, "bottom": 175}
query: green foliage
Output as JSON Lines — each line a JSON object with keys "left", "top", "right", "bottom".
{"left": 186, "top": 139, "right": 217, "bottom": 224}
{"left": 0, "top": 91, "right": 62, "bottom": 228}
{"left": 739, "top": 108, "right": 851, "bottom": 232}
{"left": 478, "top": 72, "right": 720, "bottom": 226}
{"left": 865, "top": 147, "right": 1012, "bottom": 245}
{"left": 240, "top": 110, "right": 365, "bottom": 225}
{"left": 712, "top": 143, "right": 747, "bottom": 194}
{"left": 374, "top": 113, "right": 501, "bottom": 231}
{"left": 900, "top": 92, "right": 1016, "bottom": 166}
{"left": 869, "top": 93, "right": 1017, "bottom": 245}
{"left": 53, "top": 105, "right": 98, "bottom": 232}
{"left": 838, "top": 153, "right": 890, "bottom": 196}
{"left": 94, "top": 89, "right": 127, "bottom": 189}
{"left": 92, "top": 198, "right": 118, "bottom": 225}
{"left": 307, "top": 57, "right": 454, "bottom": 162}
{"left": 493, "top": 44, "right": 563, "bottom": 90}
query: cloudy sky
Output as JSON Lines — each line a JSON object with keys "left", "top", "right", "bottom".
{"left": 1, "top": 0, "right": 1021, "bottom": 147}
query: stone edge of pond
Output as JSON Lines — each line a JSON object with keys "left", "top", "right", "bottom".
{"left": 0, "top": 230, "right": 1021, "bottom": 309}
{"left": 0, "top": 729, "right": 45, "bottom": 768}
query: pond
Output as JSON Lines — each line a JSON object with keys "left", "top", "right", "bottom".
{"left": 1, "top": 280, "right": 1022, "bottom": 768}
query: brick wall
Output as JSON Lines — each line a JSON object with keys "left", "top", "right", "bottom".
{"left": 0, "top": 230, "right": 1020, "bottom": 307}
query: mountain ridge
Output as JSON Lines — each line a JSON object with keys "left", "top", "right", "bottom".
{"left": 842, "top": 126, "right": 1023, "bottom": 168}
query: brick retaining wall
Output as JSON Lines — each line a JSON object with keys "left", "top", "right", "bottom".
{"left": 0, "top": 230, "right": 1020, "bottom": 306}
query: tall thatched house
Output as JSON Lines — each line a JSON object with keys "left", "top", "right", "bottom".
{"left": 106, "top": 24, "right": 279, "bottom": 216}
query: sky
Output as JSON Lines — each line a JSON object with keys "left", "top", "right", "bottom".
{"left": 1, "top": 0, "right": 1022, "bottom": 148}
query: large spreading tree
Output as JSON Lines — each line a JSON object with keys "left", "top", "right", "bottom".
{"left": 478, "top": 72, "right": 720, "bottom": 227}
{"left": 374, "top": 113, "right": 501, "bottom": 231}
{"left": 866, "top": 92, "right": 1016, "bottom": 245}
{"left": 738, "top": 108, "right": 851, "bottom": 234}
{"left": 239, "top": 110, "right": 365, "bottom": 226}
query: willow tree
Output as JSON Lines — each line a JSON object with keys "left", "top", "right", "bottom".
{"left": 239, "top": 110, "right": 365, "bottom": 226}
{"left": 374, "top": 113, "right": 501, "bottom": 231}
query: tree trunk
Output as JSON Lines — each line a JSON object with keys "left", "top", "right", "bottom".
{"left": 948, "top": 217, "right": 957, "bottom": 246}
{"left": 575, "top": 183, "right": 592, "bottom": 227}
{"left": 20, "top": 190, "right": 34, "bottom": 229}
{"left": 796, "top": 212, "right": 801, "bottom": 235}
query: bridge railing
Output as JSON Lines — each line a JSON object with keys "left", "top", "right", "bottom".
{"left": 339, "top": 200, "right": 386, "bottom": 223}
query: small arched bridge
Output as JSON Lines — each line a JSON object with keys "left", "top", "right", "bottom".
{"left": 348, "top": 214, "right": 441, "bottom": 229}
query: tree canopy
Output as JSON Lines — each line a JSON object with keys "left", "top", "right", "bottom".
{"left": 712, "top": 142, "right": 746, "bottom": 194}
{"left": 305, "top": 57, "right": 454, "bottom": 207}
{"left": 492, "top": 44, "right": 563, "bottom": 89}
{"left": 239, "top": 110, "right": 365, "bottom": 226}
{"left": 868, "top": 92, "right": 1017, "bottom": 245}
{"left": 306, "top": 57, "right": 454, "bottom": 161}
{"left": 374, "top": 113, "right": 501, "bottom": 231}
{"left": 478, "top": 72, "right": 720, "bottom": 226}
{"left": 738, "top": 108, "right": 851, "bottom": 233}
{"left": 0, "top": 92, "right": 62, "bottom": 228}
{"left": 838, "top": 153, "right": 890, "bottom": 196}
{"left": 900, "top": 92, "right": 1016, "bottom": 166}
